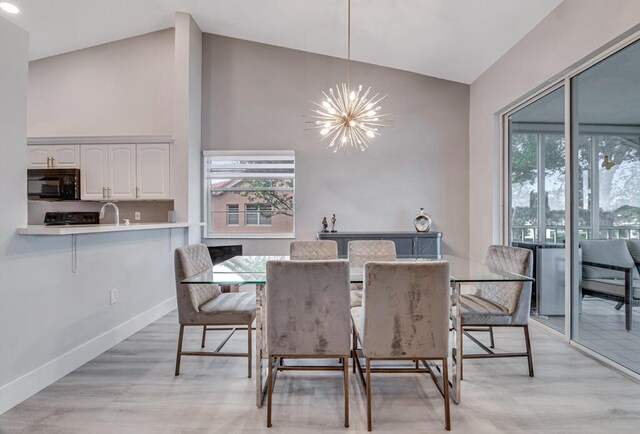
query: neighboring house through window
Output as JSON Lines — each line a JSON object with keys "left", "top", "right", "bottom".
{"left": 203, "top": 151, "right": 295, "bottom": 238}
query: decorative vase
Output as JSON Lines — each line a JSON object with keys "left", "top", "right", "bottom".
{"left": 414, "top": 208, "right": 432, "bottom": 232}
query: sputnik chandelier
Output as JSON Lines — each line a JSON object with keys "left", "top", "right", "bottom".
{"left": 307, "top": 0, "right": 391, "bottom": 152}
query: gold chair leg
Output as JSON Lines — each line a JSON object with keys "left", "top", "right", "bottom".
{"left": 267, "top": 356, "right": 274, "bottom": 427}
{"left": 443, "top": 357, "right": 451, "bottom": 431}
{"left": 248, "top": 322, "right": 252, "bottom": 378}
{"left": 201, "top": 325, "right": 207, "bottom": 348}
{"left": 175, "top": 324, "right": 184, "bottom": 376}
{"left": 344, "top": 354, "right": 350, "bottom": 428}
{"left": 524, "top": 325, "right": 534, "bottom": 377}
{"left": 366, "top": 358, "right": 372, "bottom": 432}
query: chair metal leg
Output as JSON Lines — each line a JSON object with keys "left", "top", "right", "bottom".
{"left": 459, "top": 328, "right": 464, "bottom": 381}
{"left": 366, "top": 358, "right": 372, "bottom": 432}
{"left": 489, "top": 326, "right": 495, "bottom": 349}
{"left": 201, "top": 325, "right": 207, "bottom": 348}
{"left": 442, "top": 358, "right": 451, "bottom": 431}
{"left": 248, "top": 323, "right": 252, "bottom": 378}
{"left": 523, "top": 325, "right": 534, "bottom": 377}
{"left": 344, "top": 354, "right": 350, "bottom": 428}
{"left": 352, "top": 328, "right": 357, "bottom": 374}
{"left": 267, "top": 356, "right": 274, "bottom": 427}
{"left": 175, "top": 324, "right": 184, "bottom": 376}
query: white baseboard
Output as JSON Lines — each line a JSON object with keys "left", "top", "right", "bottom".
{"left": 0, "top": 297, "right": 176, "bottom": 415}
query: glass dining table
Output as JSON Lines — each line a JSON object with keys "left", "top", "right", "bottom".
{"left": 182, "top": 255, "right": 534, "bottom": 407}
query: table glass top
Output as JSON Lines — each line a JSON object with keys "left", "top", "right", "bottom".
{"left": 181, "top": 255, "right": 534, "bottom": 285}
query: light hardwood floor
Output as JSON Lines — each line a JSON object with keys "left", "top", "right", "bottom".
{"left": 1, "top": 310, "right": 640, "bottom": 433}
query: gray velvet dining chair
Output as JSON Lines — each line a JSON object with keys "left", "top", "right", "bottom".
{"left": 454, "top": 245, "right": 533, "bottom": 379}
{"left": 351, "top": 261, "right": 451, "bottom": 431}
{"left": 348, "top": 240, "right": 396, "bottom": 308}
{"left": 265, "top": 259, "right": 351, "bottom": 428}
{"left": 173, "top": 244, "right": 256, "bottom": 377}
{"left": 290, "top": 240, "right": 338, "bottom": 260}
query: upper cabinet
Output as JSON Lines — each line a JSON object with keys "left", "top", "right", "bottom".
{"left": 80, "top": 145, "right": 110, "bottom": 200}
{"left": 78, "top": 143, "right": 170, "bottom": 201}
{"left": 109, "top": 145, "right": 137, "bottom": 200}
{"left": 136, "top": 144, "right": 170, "bottom": 200}
{"left": 28, "top": 145, "right": 79, "bottom": 169}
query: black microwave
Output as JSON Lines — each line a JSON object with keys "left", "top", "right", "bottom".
{"left": 27, "top": 169, "right": 81, "bottom": 200}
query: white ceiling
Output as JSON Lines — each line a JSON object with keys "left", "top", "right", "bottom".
{"left": 1, "top": 0, "right": 562, "bottom": 84}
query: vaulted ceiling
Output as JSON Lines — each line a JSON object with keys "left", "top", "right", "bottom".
{"left": 2, "top": 0, "right": 562, "bottom": 84}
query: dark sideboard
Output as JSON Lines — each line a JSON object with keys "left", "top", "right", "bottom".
{"left": 317, "top": 231, "right": 443, "bottom": 258}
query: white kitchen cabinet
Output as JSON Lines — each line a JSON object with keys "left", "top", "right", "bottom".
{"left": 136, "top": 144, "right": 170, "bottom": 199}
{"left": 27, "top": 145, "right": 79, "bottom": 168}
{"left": 81, "top": 145, "right": 109, "bottom": 200}
{"left": 108, "top": 144, "right": 136, "bottom": 200}
{"left": 52, "top": 145, "right": 80, "bottom": 168}
{"left": 78, "top": 142, "right": 171, "bottom": 201}
{"left": 27, "top": 146, "right": 50, "bottom": 169}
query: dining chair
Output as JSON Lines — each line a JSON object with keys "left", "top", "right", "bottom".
{"left": 290, "top": 240, "right": 338, "bottom": 260}
{"left": 348, "top": 240, "right": 396, "bottom": 308}
{"left": 454, "top": 245, "right": 533, "bottom": 379}
{"left": 265, "top": 260, "right": 351, "bottom": 428}
{"left": 351, "top": 261, "right": 451, "bottom": 431}
{"left": 173, "top": 244, "right": 256, "bottom": 377}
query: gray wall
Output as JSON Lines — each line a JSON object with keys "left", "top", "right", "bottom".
{"left": 0, "top": 21, "right": 184, "bottom": 414}
{"left": 28, "top": 29, "right": 174, "bottom": 137}
{"left": 469, "top": 0, "right": 640, "bottom": 261}
{"left": 202, "top": 34, "right": 470, "bottom": 257}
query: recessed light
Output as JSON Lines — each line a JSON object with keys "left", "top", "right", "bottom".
{"left": 0, "top": 2, "right": 20, "bottom": 14}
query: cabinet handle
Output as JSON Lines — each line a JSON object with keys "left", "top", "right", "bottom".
{"left": 136, "top": 187, "right": 140, "bottom": 199}
{"left": 107, "top": 187, "right": 112, "bottom": 198}
{"left": 51, "top": 157, "right": 55, "bottom": 167}
{"left": 46, "top": 157, "right": 51, "bottom": 168}
{"left": 102, "top": 187, "right": 106, "bottom": 199}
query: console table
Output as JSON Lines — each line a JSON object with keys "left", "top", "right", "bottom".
{"left": 317, "top": 231, "right": 443, "bottom": 258}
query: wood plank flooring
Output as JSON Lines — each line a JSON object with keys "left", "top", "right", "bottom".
{"left": 1, "top": 310, "right": 640, "bottom": 433}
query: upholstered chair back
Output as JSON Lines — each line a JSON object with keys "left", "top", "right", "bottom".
{"left": 580, "top": 239, "right": 640, "bottom": 280}
{"left": 474, "top": 246, "right": 532, "bottom": 320}
{"left": 266, "top": 260, "right": 350, "bottom": 356}
{"left": 290, "top": 240, "right": 338, "bottom": 260}
{"left": 348, "top": 241, "right": 397, "bottom": 308}
{"left": 360, "top": 261, "right": 450, "bottom": 359}
{"left": 174, "top": 244, "right": 221, "bottom": 324}
{"left": 627, "top": 240, "right": 640, "bottom": 275}
{"left": 348, "top": 240, "right": 397, "bottom": 268}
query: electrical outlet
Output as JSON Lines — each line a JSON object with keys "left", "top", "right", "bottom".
{"left": 134, "top": 211, "right": 141, "bottom": 221}
{"left": 110, "top": 288, "right": 119, "bottom": 305}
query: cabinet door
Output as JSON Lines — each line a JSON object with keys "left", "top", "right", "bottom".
{"left": 108, "top": 144, "right": 136, "bottom": 200}
{"left": 81, "top": 145, "right": 109, "bottom": 200}
{"left": 27, "top": 146, "right": 51, "bottom": 169}
{"left": 51, "top": 145, "right": 80, "bottom": 168}
{"left": 136, "top": 144, "right": 170, "bottom": 199}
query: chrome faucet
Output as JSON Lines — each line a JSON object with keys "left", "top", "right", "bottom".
{"left": 99, "top": 202, "right": 120, "bottom": 226}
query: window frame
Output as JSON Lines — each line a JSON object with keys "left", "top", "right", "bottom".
{"left": 203, "top": 150, "right": 295, "bottom": 239}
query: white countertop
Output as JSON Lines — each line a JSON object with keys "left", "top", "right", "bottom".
{"left": 17, "top": 222, "right": 205, "bottom": 235}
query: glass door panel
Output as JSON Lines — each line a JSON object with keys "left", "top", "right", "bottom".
{"left": 571, "top": 39, "right": 640, "bottom": 374}
{"left": 508, "top": 86, "right": 567, "bottom": 333}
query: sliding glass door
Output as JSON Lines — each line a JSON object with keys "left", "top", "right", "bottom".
{"left": 507, "top": 36, "right": 640, "bottom": 374}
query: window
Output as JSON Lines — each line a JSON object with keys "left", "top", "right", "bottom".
{"left": 204, "top": 151, "right": 295, "bottom": 238}
{"left": 226, "top": 204, "right": 239, "bottom": 225}
{"left": 245, "top": 204, "right": 272, "bottom": 226}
